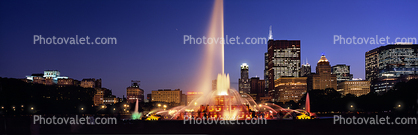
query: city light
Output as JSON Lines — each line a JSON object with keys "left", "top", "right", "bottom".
{"left": 21, "top": 105, "right": 24, "bottom": 108}
{"left": 350, "top": 105, "right": 354, "bottom": 108}
{"left": 398, "top": 105, "right": 401, "bottom": 107}
{"left": 1, "top": 106, "right": 3, "bottom": 109}
{"left": 31, "top": 107, "right": 34, "bottom": 110}
{"left": 158, "top": 104, "right": 161, "bottom": 107}
{"left": 81, "top": 108, "right": 84, "bottom": 111}
{"left": 163, "top": 105, "right": 167, "bottom": 108}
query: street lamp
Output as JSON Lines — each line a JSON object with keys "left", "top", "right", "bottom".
{"left": 350, "top": 105, "right": 353, "bottom": 108}
{"left": 398, "top": 105, "right": 401, "bottom": 108}
{"left": 31, "top": 107, "right": 34, "bottom": 110}
{"left": 158, "top": 104, "right": 161, "bottom": 107}
{"left": 81, "top": 108, "right": 84, "bottom": 111}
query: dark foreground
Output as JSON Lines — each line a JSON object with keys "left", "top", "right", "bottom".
{"left": 1, "top": 116, "right": 418, "bottom": 134}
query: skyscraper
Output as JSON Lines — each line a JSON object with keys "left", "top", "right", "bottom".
{"left": 332, "top": 64, "right": 353, "bottom": 83}
{"left": 366, "top": 44, "right": 418, "bottom": 80}
{"left": 266, "top": 40, "right": 301, "bottom": 100}
{"left": 239, "top": 63, "right": 250, "bottom": 94}
{"left": 308, "top": 55, "right": 337, "bottom": 90}
{"left": 365, "top": 44, "right": 418, "bottom": 93}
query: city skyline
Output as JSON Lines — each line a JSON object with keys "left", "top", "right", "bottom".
{"left": 1, "top": 0, "right": 418, "bottom": 98}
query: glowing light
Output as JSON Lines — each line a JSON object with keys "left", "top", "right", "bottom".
{"left": 350, "top": 105, "right": 353, "bottom": 108}
{"left": 163, "top": 105, "right": 167, "bottom": 108}
{"left": 158, "top": 104, "right": 161, "bottom": 107}
{"left": 398, "top": 105, "right": 401, "bottom": 107}
{"left": 31, "top": 107, "right": 34, "bottom": 110}
{"left": 81, "top": 108, "right": 84, "bottom": 110}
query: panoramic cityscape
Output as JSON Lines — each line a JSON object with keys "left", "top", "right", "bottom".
{"left": 1, "top": 0, "right": 418, "bottom": 134}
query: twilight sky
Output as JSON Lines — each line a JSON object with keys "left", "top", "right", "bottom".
{"left": 1, "top": 0, "right": 417, "bottom": 98}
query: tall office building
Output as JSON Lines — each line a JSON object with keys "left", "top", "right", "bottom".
{"left": 239, "top": 63, "right": 250, "bottom": 94}
{"left": 308, "top": 55, "right": 337, "bottom": 90}
{"left": 365, "top": 44, "right": 418, "bottom": 93}
{"left": 266, "top": 40, "right": 301, "bottom": 100}
{"left": 332, "top": 64, "right": 353, "bottom": 83}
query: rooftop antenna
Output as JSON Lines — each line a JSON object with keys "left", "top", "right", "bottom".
{"left": 269, "top": 25, "right": 273, "bottom": 40}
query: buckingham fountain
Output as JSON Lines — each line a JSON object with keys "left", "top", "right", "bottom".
{"left": 142, "top": 0, "right": 313, "bottom": 120}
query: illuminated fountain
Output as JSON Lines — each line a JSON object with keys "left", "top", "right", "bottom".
{"left": 148, "top": 0, "right": 313, "bottom": 120}
{"left": 131, "top": 98, "right": 142, "bottom": 120}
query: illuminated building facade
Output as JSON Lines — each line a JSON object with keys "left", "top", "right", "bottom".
{"left": 26, "top": 70, "right": 68, "bottom": 85}
{"left": 151, "top": 89, "right": 182, "bottom": 104}
{"left": 308, "top": 55, "right": 337, "bottom": 90}
{"left": 57, "top": 78, "right": 74, "bottom": 86}
{"left": 266, "top": 40, "right": 301, "bottom": 102}
{"left": 80, "top": 78, "right": 101, "bottom": 88}
{"left": 337, "top": 80, "right": 370, "bottom": 96}
{"left": 126, "top": 82, "right": 144, "bottom": 103}
{"left": 239, "top": 63, "right": 250, "bottom": 94}
{"left": 332, "top": 64, "right": 353, "bottom": 83}
{"left": 275, "top": 77, "right": 307, "bottom": 103}
{"left": 366, "top": 44, "right": 418, "bottom": 93}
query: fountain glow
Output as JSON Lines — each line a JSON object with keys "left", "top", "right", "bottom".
{"left": 145, "top": 0, "right": 314, "bottom": 121}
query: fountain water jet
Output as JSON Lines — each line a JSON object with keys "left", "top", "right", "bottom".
{"left": 131, "top": 98, "right": 142, "bottom": 120}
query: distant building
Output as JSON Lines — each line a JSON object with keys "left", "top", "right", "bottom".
{"left": 239, "top": 63, "right": 250, "bottom": 94}
{"left": 250, "top": 77, "right": 265, "bottom": 102}
{"left": 186, "top": 91, "right": 203, "bottom": 105}
{"left": 332, "top": 64, "right": 353, "bottom": 83}
{"left": 266, "top": 40, "right": 301, "bottom": 102}
{"left": 80, "top": 78, "right": 101, "bottom": 88}
{"left": 94, "top": 88, "right": 104, "bottom": 106}
{"left": 301, "top": 63, "right": 311, "bottom": 77}
{"left": 151, "top": 89, "right": 182, "bottom": 104}
{"left": 103, "top": 96, "right": 118, "bottom": 105}
{"left": 337, "top": 80, "right": 370, "bottom": 97}
{"left": 57, "top": 78, "right": 75, "bottom": 86}
{"left": 264, "top": 52, "right": 270, "bottom": 95}
{"left": 366, "top": 44, "right": 418, "bottom": 93}
{"left": 275, "top": 77, "right": 307, "bottom": 103}
{"left": 26, "top": 70, "right": 68, "bottom": 85}
{"left": 126, "top": 81, "right": 144, "bottom": 103}
{"left": 308, "top": 55, "right": 337, "bottom": 90}
{"left": 94, "top": 88, "right": 113, "bottom": 106}
{"left": 146, "top": 94, "right": 152, "bottom": 103}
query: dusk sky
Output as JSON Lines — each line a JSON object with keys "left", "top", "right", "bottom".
{"left": 1, "top": 0, "right": 417, "bottom": 98}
